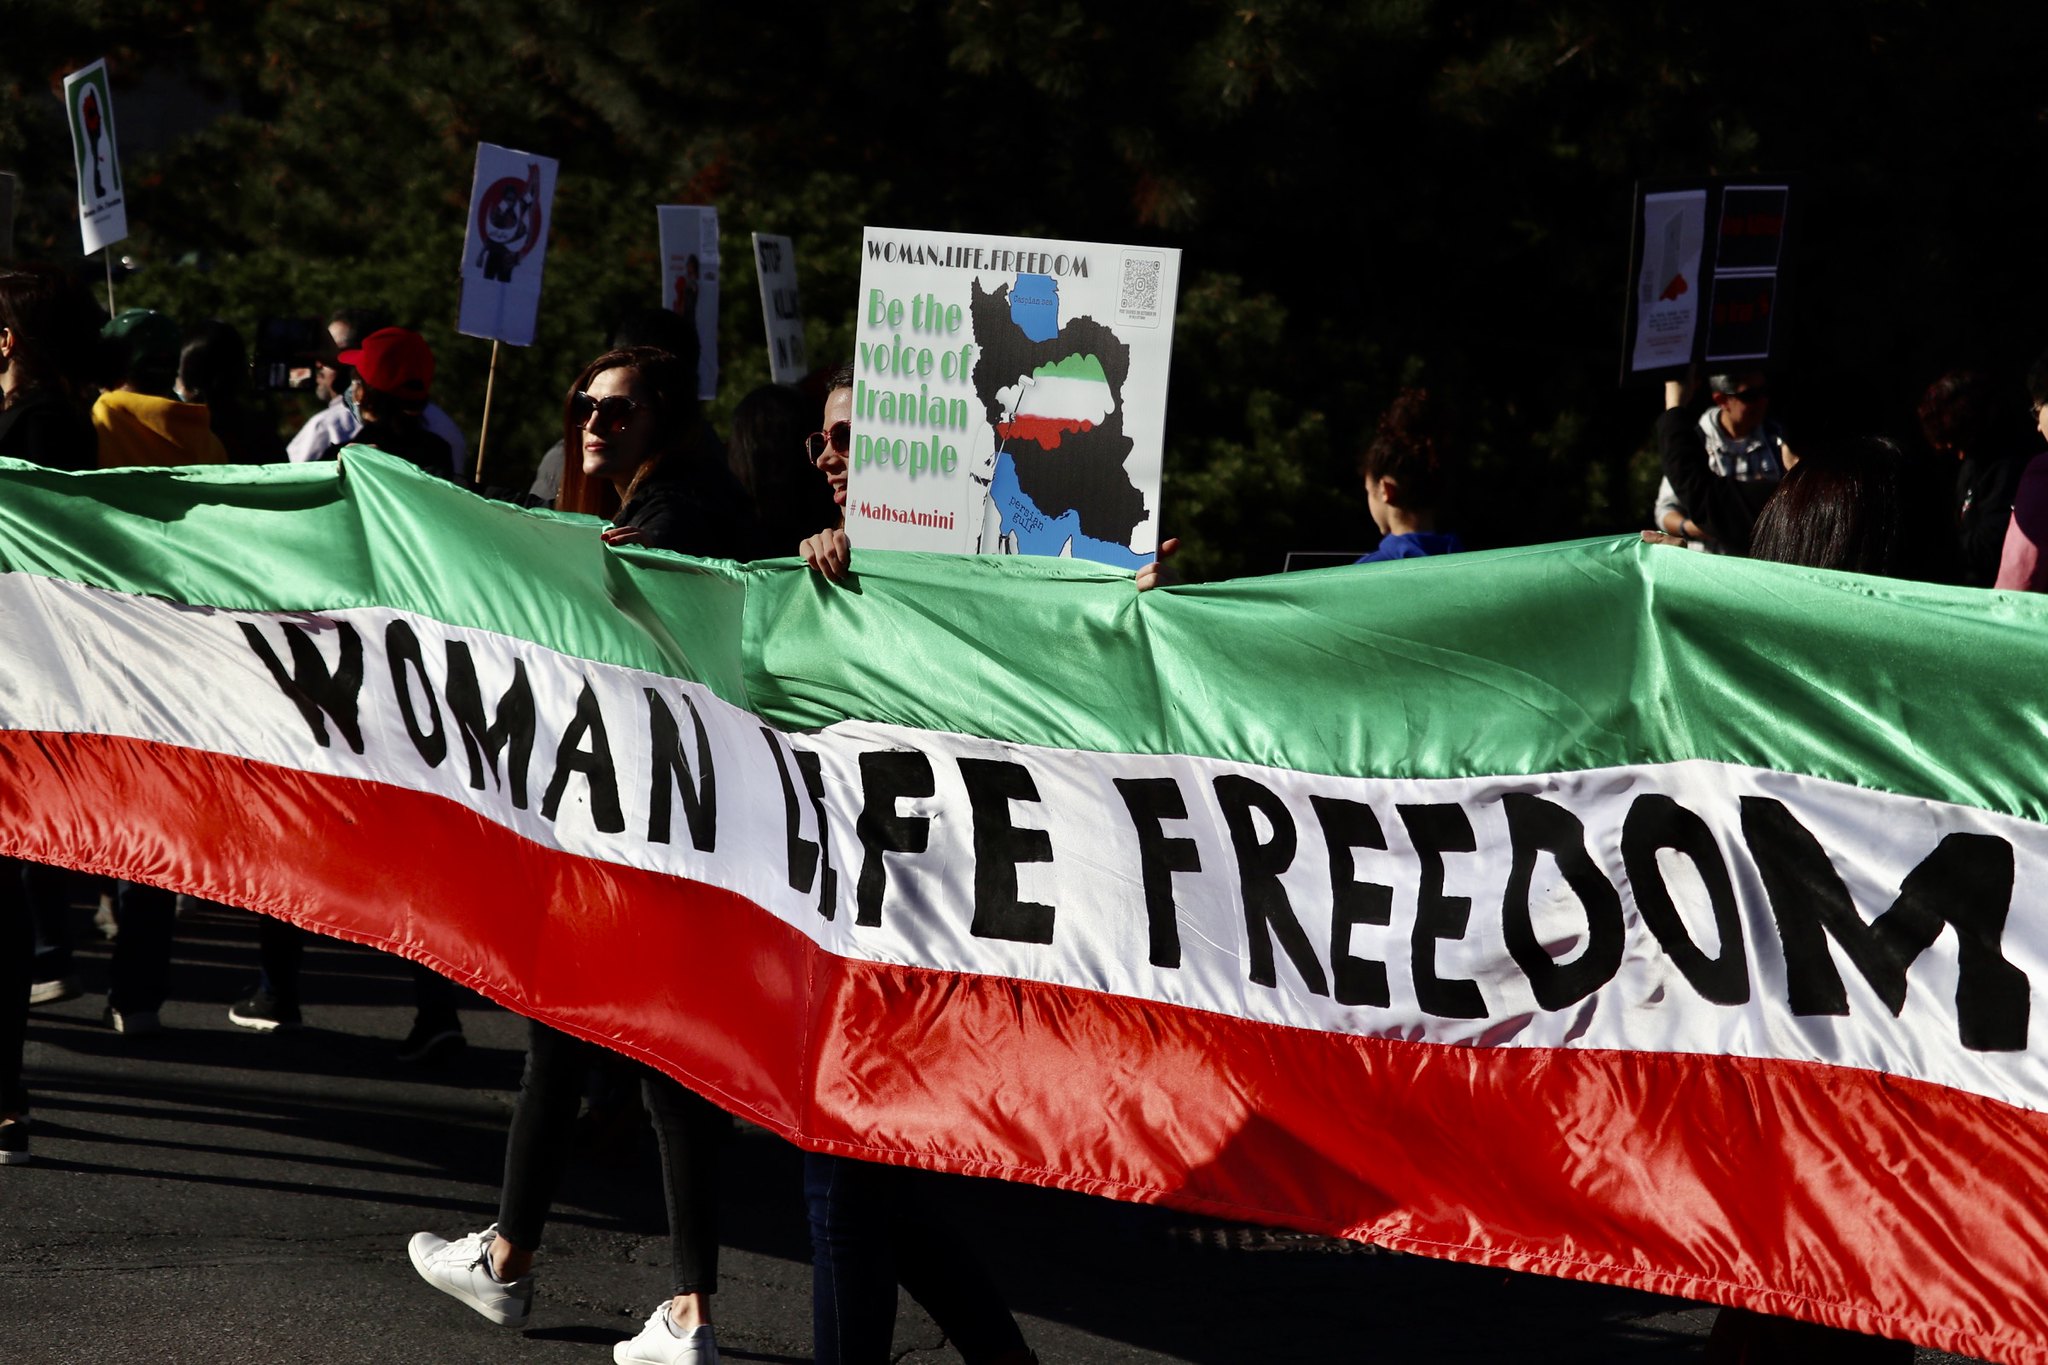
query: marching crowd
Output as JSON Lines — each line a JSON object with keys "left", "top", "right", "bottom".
{"left": 5, "top": 250, "right": 2048, "bottom": 1365}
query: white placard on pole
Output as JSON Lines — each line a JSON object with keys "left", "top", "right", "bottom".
{"left": 752, "top": 232, "right": 807, "bottom": 385}
{"left": 62, "top": 60, "right": 127, "bottom": 256}
{"left": 456, "top": 143, "right": 559, "bottom": 347}
{"left": 658, "top": 206, "right": 720, "bottom": 400}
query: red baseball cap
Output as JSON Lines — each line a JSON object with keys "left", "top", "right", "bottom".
{"left": 338, "top": 327, "right": 435, "bottom": 402}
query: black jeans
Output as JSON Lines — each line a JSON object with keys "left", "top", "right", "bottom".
{"left": 109, "top": 881, "right": 176, "bottom": 1015}
{"left": 409, "top": 959, "right": 461, "bottom": 1031}
{"left": 803, "top": 1152, "right": 1028, "bottom": 1365}
{"left": 0, "top": 857, "right": 35, "bottom": 1114}
{"left": 253, "top": 915, "right": 306, "bottom": 1003}
{"left": 27, "top": 863, "right": 73, "bottom": 982}
{"left": 254, "top": 922, "right": 462, "bottom": 1029}
{"left": 497, "top": 1018, "right": 730, "bottom": 1295}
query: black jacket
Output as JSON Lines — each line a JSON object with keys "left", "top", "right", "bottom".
{"left": 1955, "top": 451, "right": 2029, "bottom": 587}
{"left": 614, "top": 422, "right": 764, "bottom": 559}
{"left": 322, "top": 418, "right": 453, "bottom": 481}
{"left": 0, "top": 389, "right": 97, "bottom": 471}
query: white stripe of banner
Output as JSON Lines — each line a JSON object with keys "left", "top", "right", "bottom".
{"left": 2, "top": 574, "right": 2041, "bottom": 1109}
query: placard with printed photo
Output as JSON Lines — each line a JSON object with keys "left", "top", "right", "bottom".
{"left": 62, "top": 60, "right": 127, "bottom": 255}
{"left": 658, "top": 206, "right": 720, "bottom": 400}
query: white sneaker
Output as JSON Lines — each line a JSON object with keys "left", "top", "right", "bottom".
{"left": 28, "top": 976, "right": 80, "bottom": 1006}
{"left": 614, "top": 1304, "right": 718, "bottom": 1364}
{"left": 104, "top": 1007, "right": 161, "bottom": 1037}
{"left": 0, "top": 1116, "right": 28, "bottom": 1166}
{"left": 407, "top": 1225, "right": 533, "bottom": 1327}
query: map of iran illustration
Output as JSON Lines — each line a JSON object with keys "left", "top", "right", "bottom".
{"left": 969, "top": 274, "right": 1148, "bottom": 567}
{"left": 846, "top": 228, "right": 1178, "bottom": 565}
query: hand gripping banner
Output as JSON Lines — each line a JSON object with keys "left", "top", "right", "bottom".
{"left": 4, "top": 451, "right": 2048, "bottom": 1361}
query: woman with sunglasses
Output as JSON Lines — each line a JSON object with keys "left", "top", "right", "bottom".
{"left": 797, "top": 368, "right": 855, "bottom": 577}
{"left": 408, "top": 344, "right": 749, "bottom": 1365}
{"left": 790, "top": 366, "right": 1036, "bottom": 1365}
{"left": 793, "top": 366, "right": 1175, "bottom": 588}
{"left": 728, "top": 381, "right": 840, "bottom": 555}
{"left": 557, "top": 344, "right": 757, "bottom": 559}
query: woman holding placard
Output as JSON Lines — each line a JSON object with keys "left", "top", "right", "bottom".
{"left": 795, "top": 362, "right": 1036, "bottom": 1365}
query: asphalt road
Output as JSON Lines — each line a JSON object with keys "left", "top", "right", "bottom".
{"left": 0, "top": 902, "right": 1990, "bottom": 1364}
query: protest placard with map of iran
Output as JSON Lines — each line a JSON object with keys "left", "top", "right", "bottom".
{"left": 846, "top": 227, "right": 1180, "bottom": 568}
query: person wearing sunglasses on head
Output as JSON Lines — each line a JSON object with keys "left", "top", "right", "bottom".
{"left": 407, "top": 343, "right": 749, "bottom": 1365}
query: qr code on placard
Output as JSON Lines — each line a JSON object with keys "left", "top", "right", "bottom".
{"left": 1118, "top": 255, "right": 1163, "bottom": 326}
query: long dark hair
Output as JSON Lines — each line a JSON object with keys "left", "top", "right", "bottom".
{"left": 177, "top": 320, "right": 249, "bottom": 410}
{"left": 556, "top": 345, "right": 698, "bottom": 517}
{"left": 0, "top": 264, "right": 101, "bottom": 410}
{"left": 1749, "top": 440, "right": 1906, "bottom": 575}
{"left": 728, "top": 381, "right": 838, "bottom": 548}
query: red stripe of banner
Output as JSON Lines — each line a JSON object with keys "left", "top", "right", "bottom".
{"left": 3, "top": 730, "right": 2044, "bottom": 1362}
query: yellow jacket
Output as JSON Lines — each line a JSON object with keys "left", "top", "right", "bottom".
{"left": 92, "top": 390, "right": 228, "bottom": 468}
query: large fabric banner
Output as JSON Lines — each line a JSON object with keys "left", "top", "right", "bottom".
{"left": 4, "top": 451, "right": 2047, "bottom": 1361}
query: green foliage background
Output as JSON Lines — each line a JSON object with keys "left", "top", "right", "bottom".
{"left": 6, "top": 1, "right": 2045, "bottom": 580}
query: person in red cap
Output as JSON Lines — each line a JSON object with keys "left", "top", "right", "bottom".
{"left": 317, "top": 326, "right": 452, "bottom": 478}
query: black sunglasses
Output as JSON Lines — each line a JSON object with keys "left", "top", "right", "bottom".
{"left": 804, "top": 420, "right": 852, "bottom": 463}
{"left": 570, "top": 390, "right": 645, "bottom": 433}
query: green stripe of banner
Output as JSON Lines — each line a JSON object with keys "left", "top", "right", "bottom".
{"left": 6, "top": 450, "right": 2048, "bottom": 823}
{"left": 0, "top": 450, "right": 754, "bottom": 704}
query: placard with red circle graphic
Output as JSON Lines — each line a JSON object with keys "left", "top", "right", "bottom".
{"left": 475, "top": 167, "right": 543, "bottom": 279}
{"left": 457, "top": 143, "right": 558, "bottom": 347}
